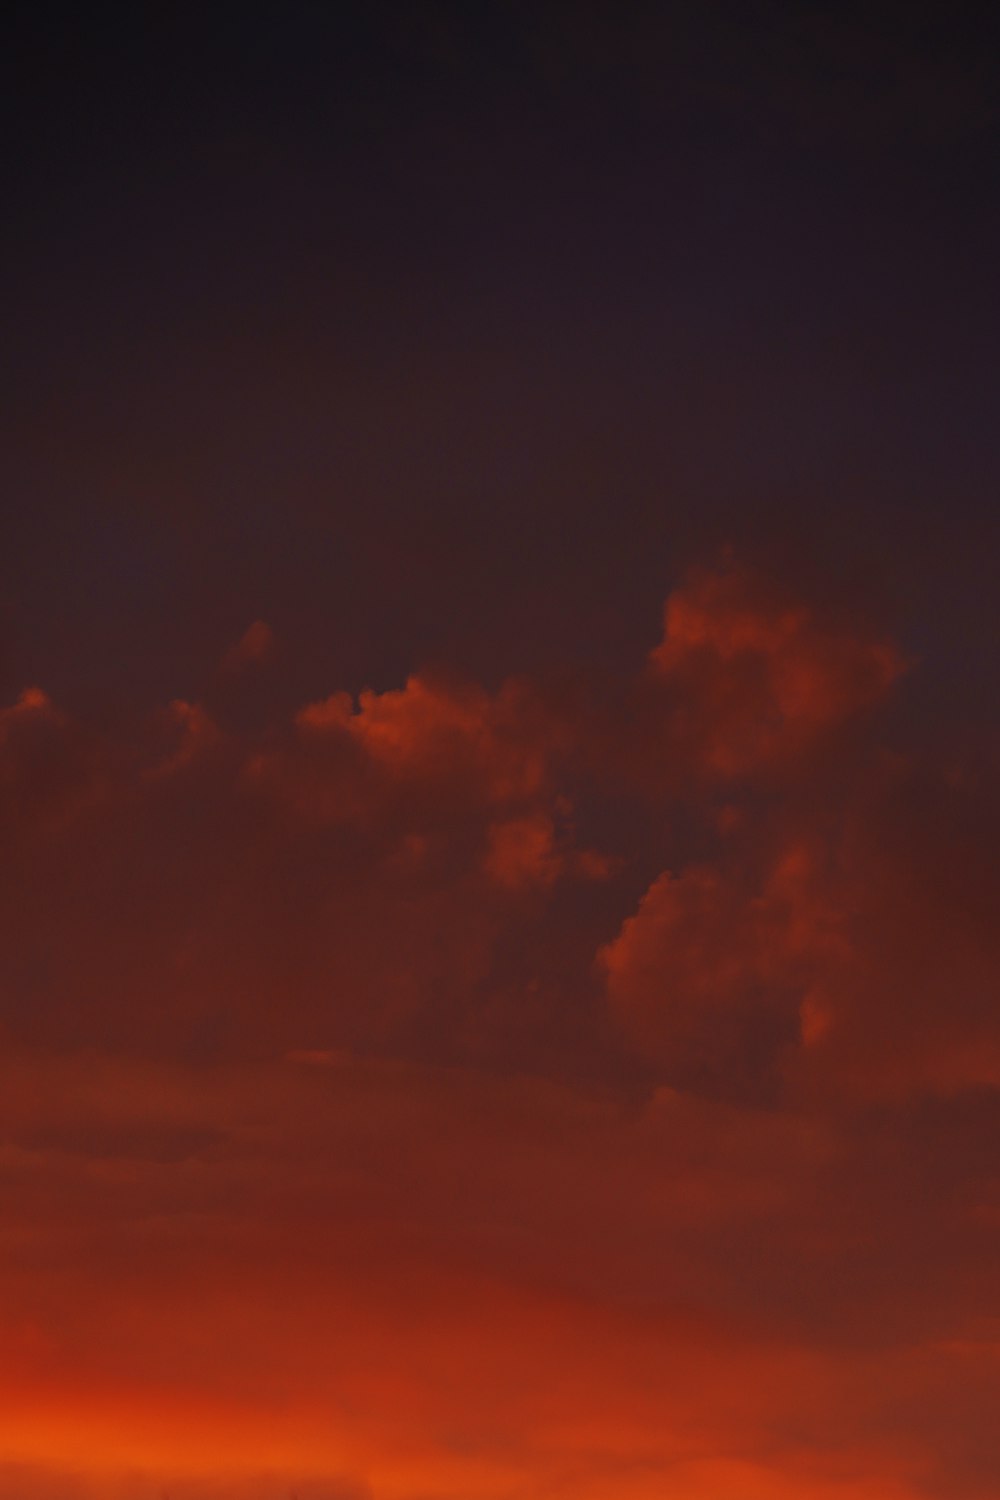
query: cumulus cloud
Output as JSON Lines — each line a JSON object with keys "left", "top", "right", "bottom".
{"left": 295, "top": 670, "right": 558, "bottom": 803}
{"left": 646, "top": 563, "right": 904, "bottom": 777}
{"left": 1, "top": 562, "right": 998, "bottom": 1498}
{"left": 601, "top": 840, "right": 849, "bottom": 1099}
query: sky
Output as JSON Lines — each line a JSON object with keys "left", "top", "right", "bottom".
{"left": 2, "top": 3, "right": 1000, "bottom": 1497}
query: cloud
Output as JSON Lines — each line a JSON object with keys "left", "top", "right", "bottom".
{"left": 296, "top": 670, "right": 558, "bottom": 804}
{"left": 601, "top": 750, "right": 1000, "bottom": 1105}
{"left": 601, "top": 840, "right": 848, "bottom": 1099}
{"left": 0, "top": 666, "right": 588, "bottom": 1063}
{"left": 1, "top": 562, "right": 999, "bottom": 1496}
{"left": 646, "top": 563, "right": 904, "bottom": 777}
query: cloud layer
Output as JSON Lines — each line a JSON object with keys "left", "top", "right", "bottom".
{"left": 1, "top": 564, "right": 998, "bottom": 1498}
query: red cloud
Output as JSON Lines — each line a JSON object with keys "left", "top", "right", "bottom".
{"left": 601, "top": 840, "right": 849, "bottom": 1098}
{"left": 647, "top": 565, "right": 904, "bottom": 776}
{"left": 298, "top": 671, "right": 556, "bottom": 802}
{"left": 2, "top": 564, "right": 998, "bottom": 1499}
{"left": 602, "top": 751, "right": 1000, "bottom": 1105}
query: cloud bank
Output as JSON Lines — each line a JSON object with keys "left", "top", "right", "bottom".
{"left": 1, "top": 564, "right": 998, "bottom": 1499}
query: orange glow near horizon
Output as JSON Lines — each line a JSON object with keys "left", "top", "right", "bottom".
{"left": 7, "top": 5, "right": 1000, "bottom": 1489}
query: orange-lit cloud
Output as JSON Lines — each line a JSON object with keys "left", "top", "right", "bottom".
{"left": 646, "top": 563, "right": 904, "bottom": 776}
{"left": 1, "top": 564, "right": 997, "bottom": 1499}
{"left": 601, "top": 839, "right": 848, "bottom": 1099}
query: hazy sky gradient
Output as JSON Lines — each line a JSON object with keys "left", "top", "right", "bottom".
{"left": 3, "top": 5, "right": 999, "bottom": 1497}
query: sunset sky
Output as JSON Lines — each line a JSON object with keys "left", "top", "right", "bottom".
{"left": 3, "top": 4, "right": 1000, "bottom": 1497}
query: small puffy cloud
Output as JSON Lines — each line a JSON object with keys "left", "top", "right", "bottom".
{"left": 258, "top": 672, "right": 566, "bottom": 841}
{"left": 647, "top": 564, "right": 904, "bottom": 776}
{"left": 299, "top": 671, "right": 555, "bottom": 802}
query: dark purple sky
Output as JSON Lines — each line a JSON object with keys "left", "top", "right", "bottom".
{"left": 5, "top": 3, "right": 998, "bottom": 717}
